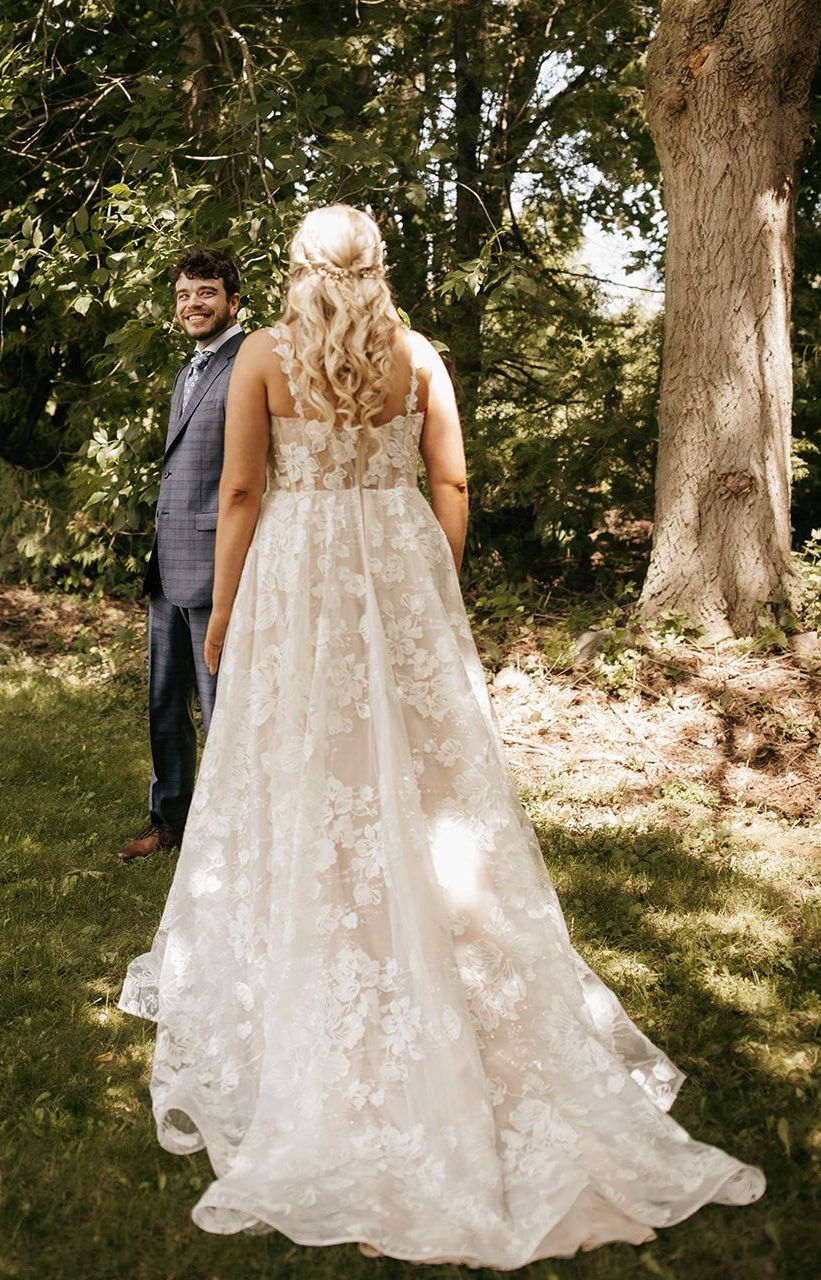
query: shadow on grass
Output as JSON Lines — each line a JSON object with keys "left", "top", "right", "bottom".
{"left": 0, "top": 665, "right": 814, "bottom": 1280}
{"left": 530, "top": 815, "right": 816, "bottom": 1279}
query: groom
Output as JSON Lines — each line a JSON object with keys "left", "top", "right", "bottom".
{"left": 117, "top": 248, "right": 244, "bottom": 862}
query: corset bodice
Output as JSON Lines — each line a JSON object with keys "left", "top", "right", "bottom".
{"left": 267, "top": 326, "right": 425, "bottom": 493}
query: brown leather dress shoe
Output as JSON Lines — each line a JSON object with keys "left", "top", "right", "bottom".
{"left": 116, "top": 823, "right": 182, "bottom": 863}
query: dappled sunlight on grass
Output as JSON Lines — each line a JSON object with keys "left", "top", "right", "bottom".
{"left": 648, "top": 904, "right": 797, "bottom": 956}
{"left": 737, "top": 1040, "right": 817, "bottom": 1082}
{"left": 586, "top": 950, "right": 661, "bottom": 990}
{"left": 1, "top": 620, "right": 817, "bottom": 1279}
{"left": 0, "top": 670, "right": 41, "bottom": 699}
{"left": 698, "top": 967, "right": 782, "bottom": 1016}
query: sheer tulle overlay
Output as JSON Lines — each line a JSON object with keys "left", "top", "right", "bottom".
{"left": 120, "top": 327, "right": 765, "bottom": 1267}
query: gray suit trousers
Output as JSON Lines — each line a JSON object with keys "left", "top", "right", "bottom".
{"left": 148, "top": 584, "right": 218, "bottom": 834}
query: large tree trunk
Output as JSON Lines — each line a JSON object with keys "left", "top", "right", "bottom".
{"left": 640, "top": 0, "right": 819, "bottom": 638}
{"left": 450, "top": 0, "right": 487, "bottom": 430}
{"left": 448, "top": 1, "right": 555, "bottom": 429}
{"left": 177, "top": 1, "right": 220, "bottom": 135}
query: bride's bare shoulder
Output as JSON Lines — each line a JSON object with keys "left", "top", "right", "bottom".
{"left": 231, "top": 328, "right": 292, "bottom": 411}
{"left": 406, "top": 328, "right": 448, "bottom": 367}
{"left": 240, "top": 325, "right": 287, "bottom": 353}
{"left": 405, "top": 330, "right": 450, "bottom": 396}
{"left": 234, "top": 327, "right": 290, "bottom": 373}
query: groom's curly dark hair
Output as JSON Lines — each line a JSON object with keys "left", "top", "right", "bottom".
{"left": 171, "top": 246, "right": 241, "bottom": 299}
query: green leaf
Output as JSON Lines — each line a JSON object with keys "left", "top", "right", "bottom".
{"left": 777, "top": 1116, "right": 791, "bottom": 1158}
{"left": 74, "top": 207, "right": 89, "bottom": 233}
{"left": 514, "top": 273, "right": 539, "bottom": 297}
{"left": 73, "top": 295, "right": 93, "bottom": 316}
{"left": 404, "top": 181, "right": 427, "bottom": 209}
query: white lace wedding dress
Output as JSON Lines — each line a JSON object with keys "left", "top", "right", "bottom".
{"left": 120, "top": 325, "right": 765, "bottom": 1267}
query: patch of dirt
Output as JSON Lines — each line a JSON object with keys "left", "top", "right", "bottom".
{"left": 1, "top": 584, "right": 818, "bottom": 830}
{"left": 490, "top": 634, "right": 820, "bottom": 826}
{"left": 0, "top": 585, "right": 146, "bottom": 660}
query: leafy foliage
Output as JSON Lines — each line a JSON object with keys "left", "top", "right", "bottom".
{"left": 0, "top": 1, "right": 814, "bottom": 594}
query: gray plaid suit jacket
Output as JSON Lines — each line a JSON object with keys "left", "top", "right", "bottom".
{"left": 143, "top": 331, "right": 245, "bottom": 608}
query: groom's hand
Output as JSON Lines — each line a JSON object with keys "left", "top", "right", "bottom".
{"left": 204, "top": 610, "right": 229, "bottom": 676}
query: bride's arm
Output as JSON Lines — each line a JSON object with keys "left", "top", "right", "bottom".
{"left": 417, "top": 337, "right": 469, "bottom": 573}
{"left": 204, "top": 332, "right": 272, "bottom": 674}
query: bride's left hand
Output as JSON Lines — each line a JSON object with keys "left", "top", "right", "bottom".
{"left": 204, "top": 611, "right": 229, "bottom": 676}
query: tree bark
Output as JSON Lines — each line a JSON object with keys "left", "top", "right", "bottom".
{"left": 450, "top": 0, "right": 487, "bottom": 430}
{"left": 640, "top": 0, "right": 819, "bottom": 637}
{"left": 177, "top": 0, "right": 222, "bottom": 136}
{"left": 448, "top": 0, "right": 555, "bottom": 429}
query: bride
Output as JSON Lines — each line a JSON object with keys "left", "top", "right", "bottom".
{"left": 119, "top": 204, "right": 765, "bottom": 1268}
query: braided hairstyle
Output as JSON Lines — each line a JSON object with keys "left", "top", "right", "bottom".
{"left": 281, "top": 205, "right": 402, "bottom": 430}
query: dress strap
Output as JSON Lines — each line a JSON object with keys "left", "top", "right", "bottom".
{"left": 269, "top": 323, "right": 306, "bottom": 417}
{"left": 404, "top": 345, "right": 419, "bottom": 416}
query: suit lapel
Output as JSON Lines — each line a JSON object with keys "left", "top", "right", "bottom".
{"left": 164, "top": 332, "right": 244, "bottom": 457}
{"left": 168, "top": 366, "right": 187, "bottom": 428}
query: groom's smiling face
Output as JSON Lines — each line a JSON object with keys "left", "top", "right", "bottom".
{"left": 174, "top": 273, "right": 240, "bottom": 346}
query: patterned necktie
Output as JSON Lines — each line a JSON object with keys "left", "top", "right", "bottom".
{"left": 181, "top": 348, "right": 213, "bottom": 412}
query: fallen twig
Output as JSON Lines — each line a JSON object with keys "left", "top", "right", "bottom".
{"left": 603, "top": 702, "right": 678, "bottom": 774}
{"left": 501, "top": 734, "right": 642, "bottom": 766}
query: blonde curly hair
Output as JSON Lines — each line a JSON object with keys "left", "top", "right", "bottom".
{"left": 281, "top": 205, "right": 403, "bottom": 430}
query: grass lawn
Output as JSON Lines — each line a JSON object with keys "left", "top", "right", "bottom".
{"left": 0, "top": 589, "right": 818, "bottom": 1280}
